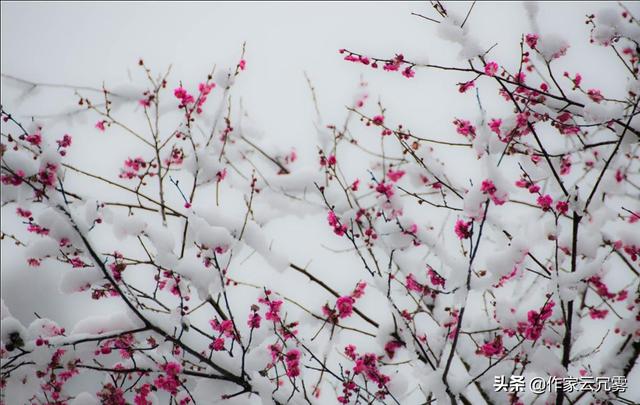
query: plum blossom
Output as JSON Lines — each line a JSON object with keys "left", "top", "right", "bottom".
{"left": 484, "top": 61, "right": 499, "bottom": 76}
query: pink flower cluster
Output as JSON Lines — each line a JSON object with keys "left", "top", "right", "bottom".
{"left": 458, "top": 80, "right": 475, "bottom": 93}
{"left": 455, "top": 219, "right": 472, "bottom": 240}
{"left": 374, "top": 181, "right": 394, "bottom": 199}
{"left": 38, "top": 162, "right": 59, "bottom": 189}
{"left": 536, "top": 194, "right": 553, "bottom": 211}
{"left": 95, "top": 120, "right": 107, "bottom": 131}
{"left": 340, "top": 50, "right": 415, "bottom": 78}
{"left": 25, "top": 131, "right": 43, "bottom": 147}
{"left": 511, "top": 300, "right": 555, "bottom": 341}
{"left": 327, "top": 210, "right": 348, "bottom": 236}
{"left": 56, "top": 134, "right": 72, "bottom": 156}
{"left": 247, "top": 310, "right": 262, "bottom": 329}
{"left": 387, "top": 169, "right": 405, "bottom": 182}
{"left": 340, "top": 344, "right": 391, "bottom": 402}
{"left": 477, "top": 335, "right": 504, "bottom": 357}
{"left": 335, "top": 296, "right": 354, "bottom": 318}
{"left": 259, "top": 291, "right": 283, "bottom": 323}
{"left": 119, "top": 157, "right": 147, "bottom": 179}
{"left": 209, "top": 318, "right": 236, "bottom": 351}
{"left": 174, "top": 82, "right": 216, "bottom": 114}
{"left": 480, "top": 179, "right": 506, "bottom": 205}
{"left": 284, "top": 349, "right": 301, "bottom": 377}
{"left": 453, "top": 118, "right": 476, "bottom": 139}
{"left": 323, "top": 281, "right": 367, "bottom": 322}
{"left": 484, "top": 61, "right": 499, "bottom": 76}
{"left": 154, "top": 362, "right": 181, "bottom": 395}
{"left": 428, "top": 268, "right": 446, "bottom": 288}
{"left": 174, "top": 86, "right": 195, "bottom": 107}
{"left": 1, "top": 169, "right": 25, "bottom": 186}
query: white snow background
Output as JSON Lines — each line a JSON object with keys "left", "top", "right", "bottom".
{"left": 1, "top": 1, "right": 639, "bottom": 404}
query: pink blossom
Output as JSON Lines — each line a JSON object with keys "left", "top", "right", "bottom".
{"left": 56, "top": 134, "right": 72, "bottom": 148}
{"left": 453, "top": 118, "right": 476, "bottom": 138}
{"left": 536, "top": 194, "right": 553, "bottom": 211}
{"left": 38, "top": 163, "right": 58, "bottom": 187}
{"left": 454, "top": 219, "right": 472, "bottom": 239}
{"left": 1, "top": 169, "right": 25, "bottom": 186}
{"left": 587, "top": 89, "right": 604, "bottom": 103}
{"left": 246, "top": 311, "right": 261, "bottom": 330}
{"left": 350, "top": 179, "right": 360, "bottom": 191}
{"left": 134, "top": 384, "right": 152, "bottom": 405}
{"left": 428, "top": 268, "right": 446, "bottom": 288}
{"left": 589, "top": 308, "right": 608, "bottom": 319}
{"left": 16, "top": 207, "right": 32, "bottom": 219}
{"left": 480, "top": 179, "right": 496, "bottom": 195}
{"left": 387, "top": 169, "right": 405, "bottom": 182}
{"left": 375, "top": 182, "right": 394, "bottom": 199}
{"left": 519, "top": 300, "right": 555, "bottom": 340}
{"left": 327, "top": 210, "right": 348, "bottom": 236}
{"left": 372, "top": 115, "right": 385, "bottom": 126}
{"left": 174, "top": 86, "right": 195, "bottom": 107}
{"left": 589, "top": 276, "right": 616, "bottom": 300}
{"left": 514, "top": 72, "right": 526, "bottom": 84}
{"left": 405, "top": 273, "right": 426, "bottom": 294}
{"left": 95, "top": 120, "right": 107, "bottom": 131}
{"left": 261, "top": 297, "right": 283, "bottom": 322}
{"left": 382, "top": 54, "right": 404, "bottom": 72}
{"left": 458, "top": 80, "right": 475, "bottom": 93}
{"left": 402, "top": 66, "right": 415, "bottom": 78}
{"left": 27, "top": 223, "right": 49, "bottom": 235}
{"left": 488, "top": 118, "right": 502, "bottom": 135}
{"left": 484, "top": 62, "right": 499, "bottom": 76}
{"left": 25, "top": 132, "right": 42, "bottom": 146}
{"left": 555, "top": 201, "right": 569, "bottom": 215}
{"left": 351, "top": 281, "right": 367, "bottom": 299}
{"left": 336, "top": 296, "right": 354, "bottom": 318}
{"left": 285, "top": 349, "right": 301, "bottom": 377}
{"left": 216, "top": 168, "right": 227, "bottom": 182}
{"left": 560, "top": 155, "right": 572, "bottom": 175}
{"left": 238, "top": 59, "right": 246, "bottom": 70}
{"left": 477, "top": 335, "right": 504, "bottom": 357}
{"left": 617, "top": 290, "right": 628, "bottom": 301}
{"left": 384, "top": 340, "right": 403, "bottom": 359}
{"left": 211, "top": 337, "right": 225, "bottom": 351}
{"left": 525, "top": 33, "right": 539, "bottom": 49}
{"left": 69, "top": 257, "right": 86, "bottom": 268}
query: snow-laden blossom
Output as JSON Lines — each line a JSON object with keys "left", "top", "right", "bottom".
{"left": 477, "top": 335, "right": 504, "bottom": 357}
{"left": 587, "top": 89, "right": 604, "bottom": 103}
{"left": 480, "top": 179, "right": 507, "bottom": 205}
